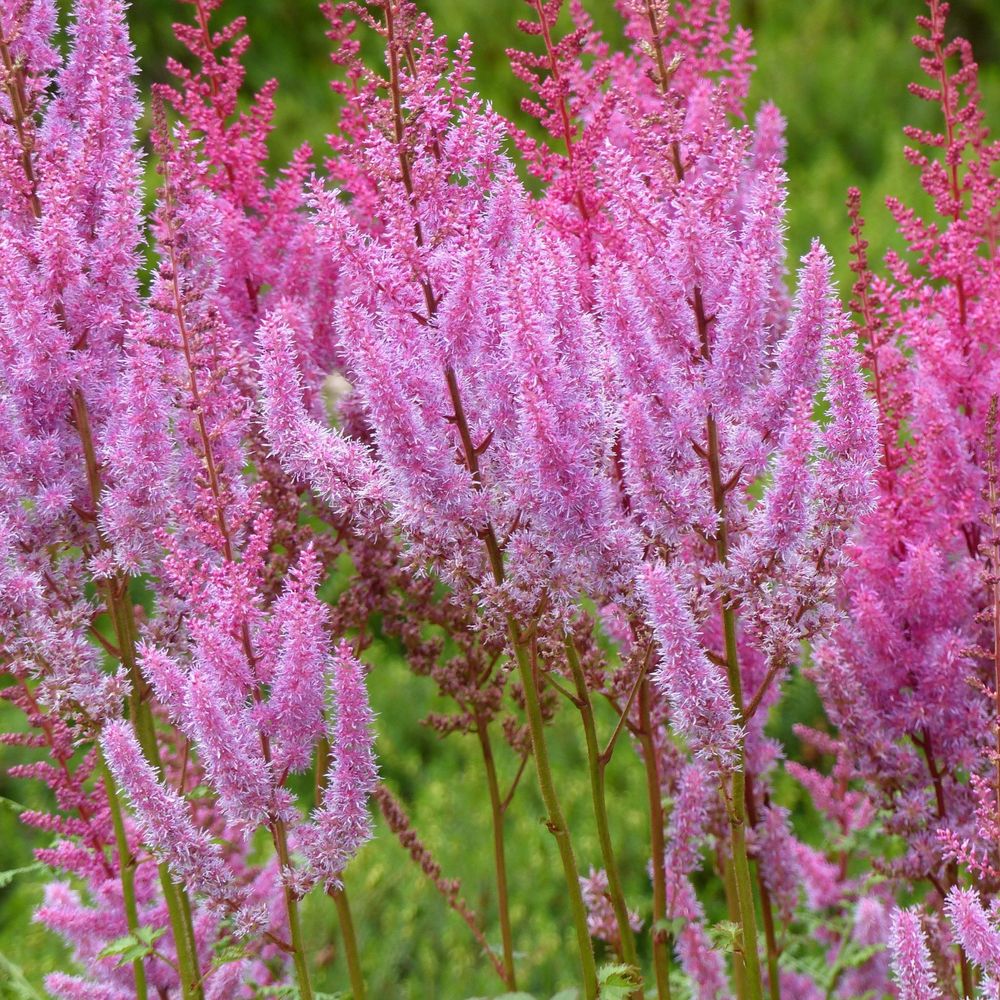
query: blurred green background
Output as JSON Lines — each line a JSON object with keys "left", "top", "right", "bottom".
{"left": 1, "top": 1, "right": 998, "bottom": 997}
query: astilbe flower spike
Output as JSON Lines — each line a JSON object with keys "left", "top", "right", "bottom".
{"left": 100, "top": 722, "right": 242, "bottom": 912}
{"left": 946, "top": 888, "right": 1000, "bottom": 991}
{"left": 298, "top": 640, "right": 378, "bottom": 891}
{"left": 641, "top": 561, "right": 740, "bottom": 768}
{"left": 890, "top": 910, "right": 942, "bottom": 1000}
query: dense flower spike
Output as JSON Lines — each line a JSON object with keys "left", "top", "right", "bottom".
{"left": 663, "top": 763, "right": 728, "bottom": 999}
{"left": 890, "top": 910, "right": 941, "bottom": 1000}
{"left": 2, "top": 0, "right": 993, "bottom": 997}
{"left": 642, "top": 562, "right": 741, "bottom": 767}
{"left": 101, "top": 722, "right": 240, "bottom": 909}
{"left": 299, "top": 641, "right": 377, "bottom": 890}
{"left": 256, "top": 308, "right": 386, "bottom": 529}
{"left": 946, "top": 888, "right": 1000, "bottom": 987}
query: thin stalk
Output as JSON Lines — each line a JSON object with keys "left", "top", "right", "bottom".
{"left": 474, "top": 714, "right": 518, "bottom": 990}
{"left": 159, "top": 860, "right": 201, "bottom": 1000}
{"left": 720, "top": 603, "right": 764, "bottom": 1000}
{"left": 914, "top": 731, "right": 973, "bottom": 999}
{"left": 260, "top": 731, "right": 311, "bottom": 998}
{"left": 75, "top": 395, "right": 203, "bottom": 1000}
{"left": 702, "top": 317, "right": 762, "bottom": 1000}
{"left": 744, "top": 776, "right": 781, "bottom": 1000}
{"left": 316, "top": 737, "right": 369, "bottom": 995}
{"left": 437, "top": 308, "right": 595, "bottom": 990}
{"left": 720, "top": 849, "right": 747, "bottom": 1000}
{"left": 565, "top": 638, "right": 642, "bottom": 991}
{"left": 330, "top": 887, "right": 366, "bottom": 1000}
{"left": 510, "top": 624, "right": 599, "bottom": 999}
{"left": 272, "top": 820, "right": 314, "bottom": 1000}
{"left": 101, "top": 756, "right": 148, "bottom": 1000}
{"left": 638, "top": 680, "right": 672, "bottom": 1000}
{"left": 756, "top": 873, "right": 780, "bottom": 1000}
{"left": 643, "top": 29, "right": 760, "bottom": 989}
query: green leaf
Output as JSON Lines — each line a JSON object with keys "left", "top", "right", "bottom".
{"left": 707, "top": 920, "right": 741, "bottom": 949}
{"left": 136, "top": 926, "right": 165, "bottom": 946}
{"left": 598, "top": 962, "right": 641, "bottom": 1000}
{"left": 97, "top": 927, "right": 165, "bottom": 967}
{"left": 550, "top": 990, "right": 581, "bottom": 1000}
{"left": 0, "top": 862, "right": 44, "bottom": 890}
{"left": 211, "top": 941, "right": 252, "bottom": 969}
{"left": 97, "top": 935, "right": 137, "bottom": 958}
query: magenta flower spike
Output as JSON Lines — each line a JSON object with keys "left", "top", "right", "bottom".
{"left": 663, "top": 763, "right": 728, "bottom": 1000}
{"left": 890, "top": 910, "right": 942, "bottom": 1000}
{"left": 946, "top": 888, "right": 1000, "bottom": 987}
{"left": 100, "top": 722, "right": 239, "bottom": 910}
{"left": 256, "top": 308, "right": 386, "bottom": 529}
{"left": 300, "top": 641, "right": 377, "bottom": 891}
{"left": 642, "top": 561, "right": 741, "bottom": 768}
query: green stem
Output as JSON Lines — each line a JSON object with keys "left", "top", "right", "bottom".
{"left": 330, "top": 886, "right": 366, "bottom": 1000}
{"left": 101, "top": 756, "right": 148, "bottom": 1000}
{"left": 96, "top": 587, "right": 202, "bottom": 997}
{"left": 317, "top": 735, "right": 371, "bottom": 994}
{"left": 757, "top": 869, "right": 780, "bottom": 1000}
{"left": 509, "top": 622, "right": 598, "bottom": 999}
{"left": 744, "top": 776, "right": 781, "bottom": 1000}
{"left": 474, "top": 715, "right": 518, "bottom": 990}
{"left": 565, "top": 638, "right": 642, "bottom": 992}
{"left": 272, "top": 820, "right": 314, "bottom": 1000}
{"left": 721, "top": 606, "right": 763, "bottom": 1000}
{"left": 158, "top": 860, "right": 201, "bottom": 1000}
{"left": 720, "top": 849, "right": 747, "bottom": 1000}
{"left": 115, "top": 598, "right": 203, "bottom": 1000}
{"left": 638, "top": 680, "right": 672, "bottom": 1000}
{"left": 441, "top": 360, "right": 593, "bottom": 993}
{"left": 702, "top": 399, "right": 762, "bottom": 1000}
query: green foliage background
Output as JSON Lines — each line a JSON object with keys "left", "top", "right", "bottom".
{"left": 1, "top": 1, "right": 998, "bottom": 997}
